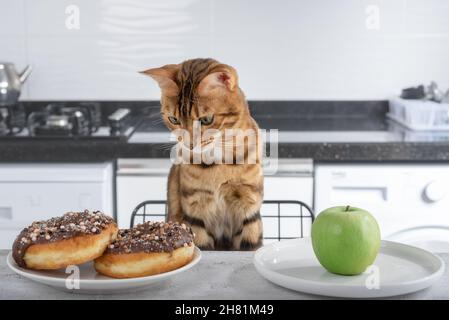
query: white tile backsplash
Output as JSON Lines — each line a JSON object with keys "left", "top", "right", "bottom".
{"left": 27, "top": 34, "right": 212, "bottom": 100}
{"left": 0, "top": 0, "right": 26, "bottom": 36}
{"left": 25, "top": 0, "right": 212, "bottom": 36}
{"left": 405, "top": 0, "right": 449, "bottom": 35}
{"left": 0, "top": 0, "right": 29, "bottom": 98}
{"left": 1, "top": 0, "right": 448, "bottom": 100}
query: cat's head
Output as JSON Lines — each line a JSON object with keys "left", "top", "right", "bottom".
{"left": 141, "top": 58, "right": 248, "bottom": 148}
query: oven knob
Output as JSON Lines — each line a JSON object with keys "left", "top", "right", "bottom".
{"left": 424, "top": 181, "right": 447, "bottom": 202}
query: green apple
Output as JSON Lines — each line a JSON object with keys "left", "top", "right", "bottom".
{"left": 311, "top": 205, "right": 381, "bottom": 276}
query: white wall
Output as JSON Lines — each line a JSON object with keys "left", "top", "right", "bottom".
{"left": 1, "top": 0, "right": 448, "bottom": 101}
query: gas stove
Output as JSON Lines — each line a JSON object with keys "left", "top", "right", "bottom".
{"left": 0, "top": 103, "right": 27, "bottom": 136}
{"left": 0, "top": 102, "right": 140, "bottom": 140}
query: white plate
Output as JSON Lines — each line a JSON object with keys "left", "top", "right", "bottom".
{"left": 386, "top": 226, "right": 449, "bottom": 253}
{"left": 7, "top": 247, "right": 201, "bottom": 294}
{"left": 254, "top": 238, "right": 444, "bottom": 298}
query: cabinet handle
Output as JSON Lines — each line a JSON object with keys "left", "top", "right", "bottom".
{"left": 331, "top": 171, "right": 347, "bottom": 179}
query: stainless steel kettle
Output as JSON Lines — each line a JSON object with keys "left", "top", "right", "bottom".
{"left": 0, "top": 62, "right": 32, "bottom": 106}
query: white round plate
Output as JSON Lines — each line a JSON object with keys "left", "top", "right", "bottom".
{"left": 254, "top": 238, "right": 444, "bottom": 298}
{"left": 7, "top": 247, "right": 201, "bottom": 294}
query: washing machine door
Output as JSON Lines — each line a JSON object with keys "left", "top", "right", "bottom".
{"left": 386, "top": 226, "right": 449, "bottom": 253}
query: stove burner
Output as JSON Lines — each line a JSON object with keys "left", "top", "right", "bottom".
{"left": 0, "top": 111, "right": 8, "bottom": 136}
{"left": 28, "top": 102, "right": 102, "bottom": 137}
{"left": 0, "top": 102, "right": 138, "bottom": 140}
{"left": 0, "top": 104, "right": 26, "bottom": 136}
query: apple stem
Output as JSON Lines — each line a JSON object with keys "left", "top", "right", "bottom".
{"left": 345, "top": 205, "right": 350, "bottom": 212}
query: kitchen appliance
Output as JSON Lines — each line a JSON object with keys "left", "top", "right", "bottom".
{"left": 315, "top": 163, "right": 449, "bottom": 253}
{"left": 0, "top": 102, "right": 138, "bottom": 140}
{"left": 28, "top": 103, "right": 101, "bottom": 137}
{"left": 0, "top": 162, "right": 114, "bottom": 249}
{"left": 0, "top": 63, "right": 32, "bottom": 106}
{"left": 0, "top": 104, "right": 27, "bottom": 135}
{"left": 116, "top": 158, "right": 314, "bottom": 243}
{"left": 0, "top": 111, "right": 6, "bottom": 135}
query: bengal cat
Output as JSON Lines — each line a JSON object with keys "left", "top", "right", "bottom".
{"left": 141, "top": 58, "right": 263, "bottom": 250}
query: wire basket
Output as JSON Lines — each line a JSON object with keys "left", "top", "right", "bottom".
{"left": 388, "top": 97, "right": 449, "bottom": 131}
{"left": 130, "top": 200, "right": 314, "bottom": 243}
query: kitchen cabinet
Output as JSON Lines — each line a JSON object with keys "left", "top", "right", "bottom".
{"left": 314, "top": 163, "right": 449, "bottom": 252}
{"left": 117, "top": 159, "right": 314, "bottom": 243}
{"left": 260, "top": 176, "right": 314, "bottom": 243}
{"left": 0, "top": 162, "right": 113, "bottom": 249}
{"left": 117, "top": 159, "right": 171, "bottom": 228}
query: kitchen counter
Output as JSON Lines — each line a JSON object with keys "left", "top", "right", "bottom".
{"left": 3, "top": 121, "right": 449, "bottom": 163}
{"left": 2, "top": 100, "right": 449, "bottom": 162}
{"left": 1, "top": 250, "right": 448, "bottom": 300}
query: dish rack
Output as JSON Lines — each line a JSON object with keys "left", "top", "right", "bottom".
{"left": 130, "top": 200, "right": 314, "bottom": 242}
{"left": 388, "top": 97, "right": 449, "bottom": 131}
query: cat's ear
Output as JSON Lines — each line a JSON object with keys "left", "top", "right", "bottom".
{"left": 140, "top": 64, "right": 179, "bottom": 96}
{"left": 197, "top": 65, "right": 238, "bottom": 96}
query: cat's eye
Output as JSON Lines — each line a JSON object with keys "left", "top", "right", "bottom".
{"left": 168, "top": 116, "right": 180, "bottom": 125}
{"left": 199, "top": 115, "right": 214, "bottom": 126}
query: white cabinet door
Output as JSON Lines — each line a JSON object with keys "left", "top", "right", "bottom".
{"left": 262, "top": 176, "right": 314, "bottom": 244}
{"left": 0, "top": 162, "right": 113, "bottom": 249}
{"left": 263, "top": 176, "right": 313, "bottom": 202}
{"left": 314, "top": 164, "right": 449, "bottom": 243}
{"left": 116, "top": 175, "right": 168, "bottom": 228}
{"left": 116, "top": 159, "right": 171, "bottom": 228}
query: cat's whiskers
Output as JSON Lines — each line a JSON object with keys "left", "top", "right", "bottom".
{"left": 151, "top": 117, "right": 165, "bottom": 125}
{"left": 157, "top": 142, "right": 176, "bottom": 151}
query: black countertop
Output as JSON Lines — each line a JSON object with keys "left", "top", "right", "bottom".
{"left": 2, "top": 100, "right": 449, "bottom": 163}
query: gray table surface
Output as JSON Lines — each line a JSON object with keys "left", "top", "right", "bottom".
{"left": 1, "top": 250, "right": 448, "bottom": 300}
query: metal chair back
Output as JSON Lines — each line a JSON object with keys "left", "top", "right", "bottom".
{"left": 130, "top": 200, "right": 314, "bottom": 241}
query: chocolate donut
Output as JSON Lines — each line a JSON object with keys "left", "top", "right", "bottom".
{"left": 12, "top": 210, "right": 118, "bottom": 270}
{"left": 94, "top": 221, "right": 195, "bottom": 278}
